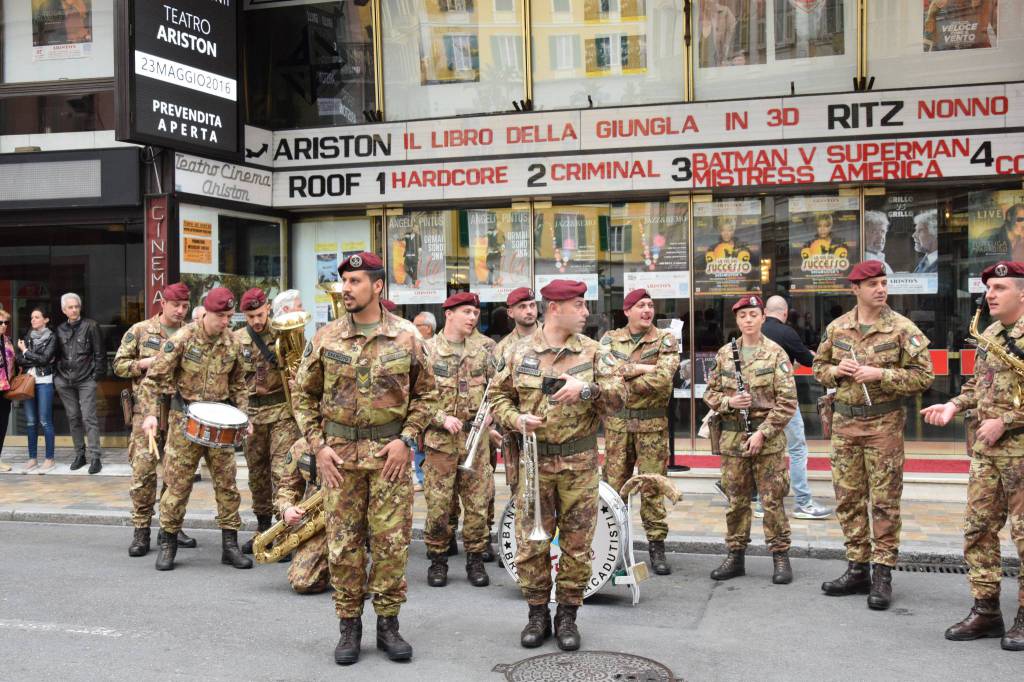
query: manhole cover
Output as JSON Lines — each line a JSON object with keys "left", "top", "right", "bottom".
{"left": 494, "top": 651, "right": 678, "bottom": 681}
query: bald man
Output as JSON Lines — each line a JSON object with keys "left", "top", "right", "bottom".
{"left": 759, "top": 296, "right": 833, "bottom": 520}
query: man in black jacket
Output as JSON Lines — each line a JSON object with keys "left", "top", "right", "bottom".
{"left": 55, "top": 292, "right": 105, "bottom": 474}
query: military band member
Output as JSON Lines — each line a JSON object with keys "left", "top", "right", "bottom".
{"left": 423, "top": 292, "right": 496, "bottom": 588}
{"left": 703, "top": 295, "right": 797, "bottom": 584}
{"left": 113, "top": 282, "right": 196, "bottom": 557}
{"left": 813, "top": 260, "right": 934, "bottom": 610}
{"left": 234, "top": 288, "right": 303, "bottom": 554}
{"left": 922, "top": 261, "right": 1024, "bottom": 651}
{"left": 291, "top": 252, "right": 436, "bottom": 666}
{"left": 600, "top": 288, "right": 679, "bottom": 576}
{"left": 272, "top": 289, "right": 305, "bottom": 317}
{"left": 490, "top": 279, "right": 625, "bottom": 651}
{"left": 140, "top": 287, "right": 254, "bottom": 572}
{"left": 277, "top": 436, "right": 330, "bottom": 595}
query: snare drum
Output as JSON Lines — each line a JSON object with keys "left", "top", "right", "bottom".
{"left": 184, "top": 402, "right": 249, "bottom": 448}
{"left": 500, "top": 480, "right": 629, "bottom": 601}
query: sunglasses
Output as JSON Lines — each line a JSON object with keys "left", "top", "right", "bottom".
{"left": 0, "top": 320, "right": 8, "bottom": 325}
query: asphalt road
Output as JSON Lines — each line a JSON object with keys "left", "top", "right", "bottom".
{"left": 0, "top": 522, "right": 1020, "bottom": 681}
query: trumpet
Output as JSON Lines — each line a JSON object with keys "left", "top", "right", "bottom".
{"left": 459, "top": 376, "right": 494, "bottom": 473}
{"left": 521, "top": 425, "right": 550, "bottom": 542}
{"left": 271, "top": 310, "right": 311, "bottom": 408}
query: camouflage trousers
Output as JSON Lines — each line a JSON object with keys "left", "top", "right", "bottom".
{"left": 246, "top": 418, "right": 301, "bottom": 517}
{"left": 485, "top": 431, "right": 520, "bottom": 536}
{"left": 603, "top": 428, "right": 669, "bottom": 542}
{"left": 830, "top": 411, "right": 905, "bottom": 567}
{"left": 325, "top": 467, "right": 413, "bottom": 619}
{"left": 515, "top": 465, "right": 599, "bottom": 606}
{"left": 159, "top": 411, "right": 242, "bottom": 533}
{"left": 127, "top": 412, "right": 166, "bottom": 528}
{"left": 720, "top": 452, "right": 791, "bottom": 552}
{"left": 289, "top": 529, "right": 331, "bottom": 595}
{"left": 964, "top": 454, "right": 1024, "bottom": 606}
{"left": 424, "top": 445, "right": 494, "bottom": 555}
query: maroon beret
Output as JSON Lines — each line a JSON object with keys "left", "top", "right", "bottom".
{"left": 506, "top": 287, "right": 535, "bottom": 307}
{"left": 339, "top": 251, "right": 384, "bottom": 274}
{"left": 847, "top": 260, "right": 886, "bottom": 283}
{"left": 981, "top": 260, "right": 1024, "bottom": 284}
{"left": 381, "top": 299, "right": 397, "bottom": 312}
{"left": 204, "top": 287, "right": 236, "bottom": 313}
{"left": 732, "top": 294, "right": 764, "bottom": 313}
{"left": 240, "top": 288, "right": 267, "bottom": 311}
{"left": 162, "top": 282, "right": 190, "bottom": 303}
{"left": 443, "top": 292, "right": 480, "bottom": 310}
{"left": 540, "top": 279, "right": 587, "bottom": 302}
{"left": 623, "top": 288, "right": 651, "bottom": 311}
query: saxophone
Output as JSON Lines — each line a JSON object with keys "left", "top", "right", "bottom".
{"left": 969, "top": 304, "right": 1024, "bottom": 408}
{"left": 253, "top": 487, "right": 325, "bottom": 564}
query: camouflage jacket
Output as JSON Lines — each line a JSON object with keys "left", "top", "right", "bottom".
{"left": 233, "top": 326, "right": 289, "bottom": 424}
{"left": 276, "top": 451, "right": 313, "bottom": 517}
{"left": 493, "top": 325, "right": 539, "bottom": 365}
{"left": 812, "top": 305, "right": 934, "bottom": 408}
{"left": 704, "top": 336, "right": 797, "bottom": 457}
{"left": 423, "top": 330, "right": 496, "bottom": 456}
{"left": 137, "top": 322, "right": 249, "bottom": 417}
{"left": 951, "top": 315, "right": 1024, "bottom": 457}
{"left": 113, "top": 314, "right": 181, "bottom": 396}
{"left": 489, "top": 327, "right": 625, "bottom": 472}
{"left": 599, "top": 325, "right": 678, "bottom": 433}
{"left": 291, "top": 310, "right": 436, "bottom": 470}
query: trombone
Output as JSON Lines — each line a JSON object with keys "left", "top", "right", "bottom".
{"left": 459, "top": 376, "right": 494, "bottom": 473}
{"left": 521, "top": 425, "right": 550, "bottom": 541}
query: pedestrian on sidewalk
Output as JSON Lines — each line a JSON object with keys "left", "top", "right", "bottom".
{"left": 412, "top": 312, "right": 436, "bottom": 492}
{"left": 15, "top": 307, "right": 56, "bottom": 472}
{"left": 0, "top": 308, "right": 15, "bottom": 472}
{"left": 54, "top": 292, "right": 105, "bottom": 474}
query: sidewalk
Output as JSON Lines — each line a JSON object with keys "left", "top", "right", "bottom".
{"left": 0, "top": 447, "right": 1016, "bottom": 565}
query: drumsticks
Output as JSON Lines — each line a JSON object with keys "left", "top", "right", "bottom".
{"left": 149, "top": 433, "right": 158, "bottom": 457}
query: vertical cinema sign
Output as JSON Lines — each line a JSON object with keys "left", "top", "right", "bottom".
{"left": 146, "top": 195, "right": 170, "bottom": 316}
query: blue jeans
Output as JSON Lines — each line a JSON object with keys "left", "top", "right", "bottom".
{"left": 753, "top": 409, "right": 813, "bottom": 507}
{"left": 24, "top": 382, "right": 55, "bottom": 460}
{"left": 414, "top": 446, "right": 425, "bottom": 485}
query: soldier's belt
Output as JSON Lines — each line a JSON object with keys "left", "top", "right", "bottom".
{"left": 834, "top": 399, "right": 902, "bottom": 418}
{"left": 170, "top": 393, "right": 191, "bottom": 414}
{"left": 720, "top": 417, "right": 765, "bottom": 432}
{"left": 324, "top": 420, "right": 404, "bottom": 442}
{"left": 613, "top": 407, "right": 665, "bottom": 421}
{"left": 250, "top": 391, "right": 286, "bottom": 408}
{"left": 534, "top": 434, "right": 598, "bottom": 457}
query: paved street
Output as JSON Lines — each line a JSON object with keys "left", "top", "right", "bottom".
{"left": 1, "top": 522, "right": 1020, "bottom": 681}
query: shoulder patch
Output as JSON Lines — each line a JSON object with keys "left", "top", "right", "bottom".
{"left": 123, "top": 331, "right": 135, "bottom": 344}
{"left": 302, "top": 341, "right": 313, "bottom": 358}
{"left": 600, "top": 336, "right": 611, "bottom": 345}
{"left": 780, "top": 361, "right": 792, "bottom": 374}
{"left": 663, "top": 336, "right": 674, "bottom": 347}
{"left": 602, "top": 353, "right": 616, "bottom": 366}
{"left": 491, "top": 355, "right": 506, "bottom": 373}
{"left": 163, "top": 341, "right": 175, "bottom": 352}
{"left": 909, "top": 334, "right": 923, "bottom": 348}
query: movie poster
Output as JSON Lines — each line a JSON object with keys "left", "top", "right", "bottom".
{"left": 864, "top": 192, "right": 939, "bottom": 295}
{"left": 467, "top": 208, "right": 532, "bottom": 303}
{"left": 693, "top": 199, "right": 761, "bottom": 297}
{"left": 787, "top": 195, "right": 859, "bottom": 294}
{"left": 923, "top": 0, "right": 998, "bottom": 52}
{"left": 386, "top": 211, "right": 448, "bottom": 305}
{"left": 622, "top": 202, "right": 690, "bottom": 299}
{"left": 32, "top": 0, "right": 93, "bottom": 61}
{"left": 968, "top": 189, "right": 1024, "bottom": 293}
{"left": 697, "top": 0, "right": 767, "bottom": 67}
{"left": 534, "top": 208, "right": 600, "bottom": 301}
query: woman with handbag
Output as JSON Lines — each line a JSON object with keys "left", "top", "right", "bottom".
{"left": 15, "top": 308, "right": 56, "bottom": 472}
{"left": 0, "top": 308, "right": 15, "bottom": 471}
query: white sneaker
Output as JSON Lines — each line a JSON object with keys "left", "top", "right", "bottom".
{"left": 794, "top": 501, "right": 833, "bottom": 520}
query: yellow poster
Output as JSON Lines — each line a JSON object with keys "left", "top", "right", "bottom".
{"left": 183, "top": 220, "right": 213, "bottom": 237}
{"left": 183, "top": 237, "right": 212, "bottom": 264}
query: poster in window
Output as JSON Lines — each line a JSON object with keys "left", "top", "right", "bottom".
{"left": 468, "top": 208, "right": 532, "bottom": 303}
{"left": 387, "top": 212, "right": 448, "bottom": 305}
{"left": 775, "top": 0, "right": 846, "bottom": 60}
{"left": 419, "top": 1, "right": 481, "bottom": 85}
{"left": 32, "top": 0, "right": 93, "bottom": 61}
{"left": 622, "top": 202, "right": 691, "bottom": 299}
{"left": 967, "top": 189, "right": 1024, "bottom": 293}
{"left": 534, "top": 208, "right": 600, "bottom": 300}
{"left": 315, "top": 243, "right": 339, "bottom": 284}
{"left": 787, "top": 195, "right": 859, "bottom": 293}
{"left": 864, "top": 192, "right": 939, "bottom": 295}
{"left": 693, "top": 199, "right": 761, "bottom": 297}
{"left": 697, "top": 0, "right": 767, "bottom": 67}
{"left": 923, "top": 0, "right": 997, "bottom": 52}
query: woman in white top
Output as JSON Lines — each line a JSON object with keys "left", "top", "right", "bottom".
{"left": 16, "top": 308, "right": 57, "bottom": 472}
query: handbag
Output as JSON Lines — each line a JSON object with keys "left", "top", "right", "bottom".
{"left": 4, "top": 370, "right": 34, "bottom": 401}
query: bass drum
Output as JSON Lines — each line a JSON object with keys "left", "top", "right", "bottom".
{"left": 500, "top": 480, "right": 629, "bottom": 601}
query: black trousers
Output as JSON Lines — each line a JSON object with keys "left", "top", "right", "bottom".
{"left": 0, "top": 395, "right": 11, "bottom": 454}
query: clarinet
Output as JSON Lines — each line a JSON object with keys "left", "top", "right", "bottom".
{"left": 730, "top": 338, "right": 753, "bottom": 437}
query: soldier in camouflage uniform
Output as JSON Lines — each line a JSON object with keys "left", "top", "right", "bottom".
{"left": 490, "top": 279, "right": 625, "bottom": 652}
{"left": 813, "top": 260, "right": 934, "bottom": 610}
{"left": 923, "top": 261, "right": 1024, "bottom": 651}
{"left": 114, "top": 282, "right": 197, "bottom": 557}
{"left": 277, "top": 436, "right": 330, "bottom": 594}
{"left": 140, "top": 287, "right": 254, "bottom": 572}
{"left": 234, "top": 288, "right": 304, "bottom": 553}
{"left": 600, "top": 288, "right": 679, "bottom": 576}
{"left": 423, "top": 292, "right": 496, "bottom": 588}
{"left": 704, "top": 295, "right": 797, "bottom": 585}
{"left": 291, "top": 252, "right": 435, "bottom": 666}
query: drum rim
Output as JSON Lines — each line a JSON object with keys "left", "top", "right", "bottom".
{"left": 186, "top": 401, "right": 248, "bottom": 428}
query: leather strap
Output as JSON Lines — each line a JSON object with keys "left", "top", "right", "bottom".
{"left": 246, "top": 326, "right": 278, "bottom": 369}
{"left": 250, "top": 391, "right": 286, "bottom": 408}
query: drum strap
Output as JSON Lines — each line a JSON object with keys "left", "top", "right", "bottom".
{"left": 246, "top": 326, "right": 278, "bottom": 369}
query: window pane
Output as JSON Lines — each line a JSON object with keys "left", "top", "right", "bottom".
{"left": 0, "top": 90, "right": 114, "bottom": 135}
{"left": 383, "top": 0, "right": 525, "bottom": 120}
{"left": 532, "top": 0, "right": 684, "bottom": 109}
{"left": 2, "top": 0, "right": 114, "bottom": 83}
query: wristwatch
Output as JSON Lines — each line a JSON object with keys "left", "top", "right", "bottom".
{"left": 580, "top": 383, "right": 594, "bottom": 401}
{"left": 1002, "top": 413, "right": 1014, "bottom": 426}
{"left": 400, "top": 434, "right": 418, "bottom": 451}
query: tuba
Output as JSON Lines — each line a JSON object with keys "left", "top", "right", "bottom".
{"left": 253, "top": 487, "right": 325, "bottom": 564}
{"left": 969, "top": 304, "right": 1024, "bottom": 407}
{"left": 320, "top": 282, "right": 347, "bottom": 320}
{"left": 271, "top": 310, "right": 311, "bottom": 408}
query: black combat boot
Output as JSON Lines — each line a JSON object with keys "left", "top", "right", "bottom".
{"left": 128, "top": 527, "right": 151, "bottom": 557}
{"left": 466, "top": 552, "right": 490, "bottom": 587}
{"left": 154, "top": 529, "right": 177, "bottom": 571}
{"left": 427, "top": 553, "right": 448, "bottom": 587}
{"left": 554, "top": 604, "right": 581, "bottom": 651}
{"left": 710, "top": 551, "right": 745, "bottom": 581}
{"left": 241, "top": 514, "right": 272, "bottom": 554}
{"left": 481, "top": 540, "right": 496, "bottom": 563}
{"left": 447, "top": 535, "right": 460, "bottom": 556}
{"left": 334, "top": 617, "right": 362, "bottom": 665}
{"left": 648, "top": 541, "right": 671, "bottom": 576}
{"left": 376, "top": 616, "right": 413, "bottom": 661}
{"left": 88, "top": 458, "right": 102, "bottom": 474}
{"left": 944, "top": 598, "right": 1005, "bottom": 641}
{"left": 176, "top": 530, "right": 197, "bottom": 548}
{"left": 821, "top": 561, "right": 871, "bottom": 596}
{"left": 771, "top": 551, "right": 793, "bottom": 585}
{"left": 520, "top": 604, "right": 551, "bottom": 648}
{"left": 867, "top": 564, "right": 893, "bottom": 610}
{"left": 1002, "top": 607, "right": 1024, "bottom": 651}
{"left": 69, "top": 452, "right": 87, "bottom": 470}
{"left": 221, "top": 529, "right": 254, "bottom": 569}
